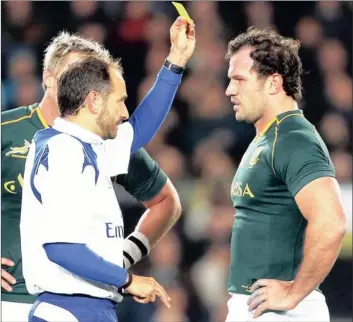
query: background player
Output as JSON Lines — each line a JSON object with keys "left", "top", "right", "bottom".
{"left": 224, "top": 27, "right": 347, "bottom": 321}
{"left": 1, "top": 16, "right": 195, "bottom": 321}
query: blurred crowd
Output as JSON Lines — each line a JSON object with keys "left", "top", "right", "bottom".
{"left": 1, "top": 1, "right": 352, "bottom": 321}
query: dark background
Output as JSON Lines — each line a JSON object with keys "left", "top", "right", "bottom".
{"left": 2, "top": 2, "right": 352, "bottom": 321}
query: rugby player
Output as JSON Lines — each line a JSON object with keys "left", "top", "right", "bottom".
{"left": 225, "top": 27, "right": 346, "bottom": 321}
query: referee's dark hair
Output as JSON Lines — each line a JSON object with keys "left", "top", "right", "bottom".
{"left": 58, "top": 57, "right": 113, "bottom": 117}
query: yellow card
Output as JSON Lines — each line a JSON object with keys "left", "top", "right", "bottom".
{"left": 172, "top": 2, "right": 192, "bottom": 24}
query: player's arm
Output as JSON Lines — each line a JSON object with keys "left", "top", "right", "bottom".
{"left": 0, "top": 128, "right": 17, "bottom": 292}
{"left": 139, "top": 179, "right": 181, "bottom": 249}
{"left": 288, "top": 176, "right": 346, "bottom": 306}
{"left": 126, "top": 17, "right": 195, "bottom": 154}
{"left": 115, "top": 148, "right": 181, "bottom": 268}
{"left": 249, "top": 130, "right": 346, "bottom": 317}
{"left": 1, "top": 120, "right": 16, "bottom": 292}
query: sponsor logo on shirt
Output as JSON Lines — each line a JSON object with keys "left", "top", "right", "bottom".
{"left": 231, "top": 181, "right": 255, "bottom": 198}
{"left": 105, "top": 222, "right": 124, "bottom": 238}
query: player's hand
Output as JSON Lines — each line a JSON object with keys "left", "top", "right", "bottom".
{"left": 247, "top": 279, "right": 297, "bottom": 318}
{"left": 1, "top": 258, "right": 16, "bottom": 292}
{"left": 125, "top": 274, "right": 171, "bottom": 308}
{"left": 167, "top": 16, "right": 196, "bottom": 67}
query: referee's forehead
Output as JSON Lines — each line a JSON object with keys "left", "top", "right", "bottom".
{"left": 108, "top": 66, "right": 126, "bottom": 95}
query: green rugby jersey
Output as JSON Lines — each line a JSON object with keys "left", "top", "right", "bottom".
{"left": 229, "top": 110, "right": 335, "bottom": 295}
{"left": 1, "top": 104, "right": 48, "bottom": 303}
{"left": 1, "top": 104, "right": 167, "bottom": 303}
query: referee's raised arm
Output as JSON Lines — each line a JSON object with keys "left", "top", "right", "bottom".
{"left": 128, "top": 17, "right": 196, "bottom": 154}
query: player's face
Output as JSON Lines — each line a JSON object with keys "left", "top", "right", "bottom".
{"left": 97, "top": 68, "right": 129, "bottom": 140}
{"left": 225, "top": 47, "right": 268, "bottom": 124}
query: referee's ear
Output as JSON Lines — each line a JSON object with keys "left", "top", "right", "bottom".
{"left": 86, "top": 91, "right": 103, "bottom": 114}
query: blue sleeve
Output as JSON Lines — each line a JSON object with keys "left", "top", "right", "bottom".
{"left": 129, "top": 66, "right": 182, "bottom": 153}
{"left": 44, "top": 243, "right": 128, "bottom": 288}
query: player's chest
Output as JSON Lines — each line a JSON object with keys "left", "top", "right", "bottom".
{"left": 231, "top": 140, "right": 276, "bottom": 202}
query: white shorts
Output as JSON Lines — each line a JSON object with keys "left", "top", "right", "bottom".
{"left": 1, "top": 301, "right": 33, "bottom": 322}
{"left": 225, "top": 290, "right": 330, "bottom": 322}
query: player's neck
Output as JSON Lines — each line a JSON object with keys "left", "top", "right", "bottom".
{"left": 255, "top": 97, "right": 298, "bottom": 136}
{"left": 39, "top": 94, "right": 60, "bottom": 127}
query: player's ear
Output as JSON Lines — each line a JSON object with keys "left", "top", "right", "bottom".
{"left": 268, "top": 73, "right": 283, "bottom": 95}
{"left": 42, "top": 70, "right": 55, "bottom": 90}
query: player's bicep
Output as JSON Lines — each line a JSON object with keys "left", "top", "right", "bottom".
{"left": 116, "top": 148, "right": 167, "bottom": 201}
{"left": 273, "top": 133, "right": 334, "bottom": 197}
{"left": 142, "top": 178, "right": 177, "bottom": 208}
{"left": 295, "top": 177, "right": 346, "bottom": 229}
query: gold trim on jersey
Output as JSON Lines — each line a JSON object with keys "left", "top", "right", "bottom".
{"left": 260, "top": 116, "right": 277, "bottom": 136}
{"left": 272, "top": 126, "right": 279, "bottom": 175}
{"left": 254, "top": 117, "right": 277, "bottom": 142}
{"left": 277, "top": 112, "right": 303, "bottom": 125}
{"left": 271, "top": 112, "right": 304, "bottom": 176}
{"left": 1, "top": 105, "right": 37, "bottom": 126}
{"left": 36, "top": 107, "right": 49, "bottom": 128}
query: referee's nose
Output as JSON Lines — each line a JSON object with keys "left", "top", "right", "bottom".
{"left": 121, "top": 102, "right": 129, "bottom": 121}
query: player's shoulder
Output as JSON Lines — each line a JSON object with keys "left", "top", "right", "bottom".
{"left": 130, "top": 147, "right": 154, "bottom": 164}
{"left": 1, "top": 104, "right": 38, "bottom": 126}
{"left": 128, "top": 147, "right": 164, "bottom": 177}
{"left": 116, "top": 147, "right": 167, "bottom": 202}
{"left": 276, "top": 110, "right": 318, "bottom": 145}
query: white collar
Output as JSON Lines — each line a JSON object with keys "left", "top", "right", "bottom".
{"left": 53, "top": 117, "right": 103, "bottom": 145}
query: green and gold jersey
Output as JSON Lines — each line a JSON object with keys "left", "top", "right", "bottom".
{"left": 229, "top": 110, "right": 335, "bottom": 295}
{"left": 1, "top": 104, "right": 167, "bottom": 303}
{"left": 1, "top": 104, "right": 48, "bottom": 303}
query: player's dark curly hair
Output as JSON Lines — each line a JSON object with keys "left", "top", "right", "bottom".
{"left": 226, "top": 27, "right": 303, "bottom": 102}
{"left": 58, "top": 57, "right": 112, "bottom": 117}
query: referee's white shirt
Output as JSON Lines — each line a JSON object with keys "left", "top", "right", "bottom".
{"left": 20, "top": 118, "right": 134, "bottom": 302}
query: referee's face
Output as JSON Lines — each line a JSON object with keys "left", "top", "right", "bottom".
{"left": 226, "top": 46, "right": 268, "bottom": 124}
{"left": 97, "top": 67, "right": 129, "bottom": 140}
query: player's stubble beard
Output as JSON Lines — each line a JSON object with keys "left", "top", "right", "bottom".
{"left": 238, "top": 82, "right": 268, "bottom": 125}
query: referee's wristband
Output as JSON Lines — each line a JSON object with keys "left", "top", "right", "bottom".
{"left": 123, "top": 231, "right": 151, "bottom": 269}
{"left": 122, "top": 273, "right": 133, "bottom": 289}
{"left": 163, "top": 59, "right": 185, "bottom": 75}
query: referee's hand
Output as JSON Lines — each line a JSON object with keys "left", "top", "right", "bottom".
{"left": 124, "top": 274, "right": 171, "bottom": 308}
{"left": 1, "top": 257, "right": 16, "bottom": 292}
